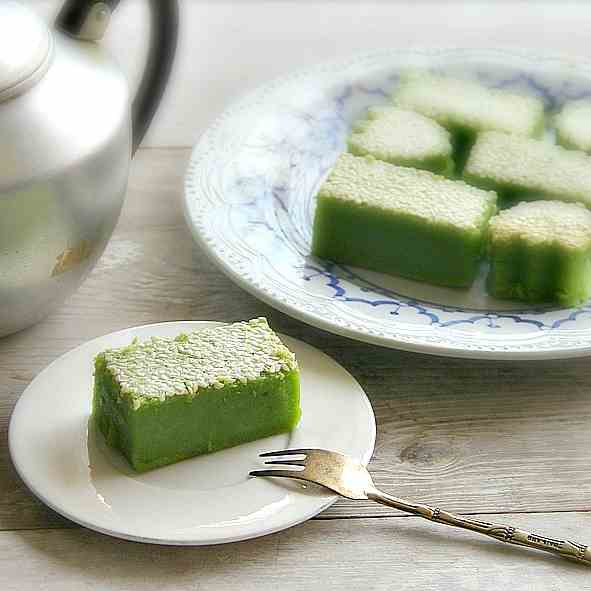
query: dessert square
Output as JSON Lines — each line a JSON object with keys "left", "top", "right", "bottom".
{"left": 347, "top": 106, "right": 453, "bottom": 175}
{"left": 487, "top": 201, "right": 591, "bottom": 305}
{"left": 555, "top": 100, "right": 591, "bottom": 153}
{"left": 464, "top": 131, "right": 591, "bottom": 207}
{"left": 93, "top": 318, "right": 301, "bottom": 472}
{"left": 311, "top": 153, "right": 497, "bottom": 287}
{"left": 393, "top": 73, "right": 544, "bottom": 170}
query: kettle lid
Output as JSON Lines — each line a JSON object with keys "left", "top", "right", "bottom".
{"left": 0, "top": 2, "right": 53, "bottom": 103}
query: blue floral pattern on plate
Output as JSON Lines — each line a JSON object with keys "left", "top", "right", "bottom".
{"left": 184, "top": 49, "right": 591, "bottom": 358}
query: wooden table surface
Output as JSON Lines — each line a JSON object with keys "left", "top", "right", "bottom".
{"left": 2, "top": 148, "right": 591, "bottom": 589}
{"left": 3, "top": 2, "right": 591, "bottom": 589}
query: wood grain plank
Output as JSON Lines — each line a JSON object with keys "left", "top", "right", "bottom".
{"left": 1, "top": 513, "right": 590, "bottom": 590}
{"left": 2, "top": 149, "right": 591, "bottom": 532}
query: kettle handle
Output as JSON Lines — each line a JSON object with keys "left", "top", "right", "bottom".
{"left": 55, "top": 0, "right": 179, "bottom": 154}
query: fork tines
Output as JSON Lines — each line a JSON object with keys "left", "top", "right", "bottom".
{"left": 263, "top": 459, "right": 306, "bottom": 467}
{"left": 258, "top": 449, "right": 312, "bottom": 458}
{"left": 250, "top": 449, "right": 312, "bottom": 478}
{"left": 249, "top": 469, "right": 303, "bottom": 478}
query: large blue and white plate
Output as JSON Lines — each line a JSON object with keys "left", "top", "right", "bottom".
{"left": 184, "top": 49, "right": 591, "bottom": 360}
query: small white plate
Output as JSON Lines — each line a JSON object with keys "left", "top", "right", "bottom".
{"left": 184, "top": 49, "right": 591, "bottom": 359}
{"left": 9, "top": 321, "right": 376, "bottom": 545}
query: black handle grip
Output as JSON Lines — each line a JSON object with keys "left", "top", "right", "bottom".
{"left": 56, "top": 0, "right": 179, "bottom": 153}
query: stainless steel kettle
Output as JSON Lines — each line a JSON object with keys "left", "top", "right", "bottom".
{"left": 0, "top": 0, "right": 178, "bottom": 337}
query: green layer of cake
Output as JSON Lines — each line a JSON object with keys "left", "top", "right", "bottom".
{"left": 464, "top": 131, "right": 591, "bottom": 207}
{"left": 311, "top": 153, "right": 497, "bottom": 287}
{"left": 393, "top": 73, "right": 545, "bottom": 171}
{"left": 555, "top": 100, "right": 591, "bottom": 153}
{"left": 347, "top": 106, "right": 453, "bottom": 175}
{"left": 93, "top": 318, "right": 301, "bottom": 472}
{"left": 487, "top": 201, "right": 591, "bottom": 305}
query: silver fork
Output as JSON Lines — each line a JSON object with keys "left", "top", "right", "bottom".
{"left": 250, "top": 448, "right": 591, "bottom": 566}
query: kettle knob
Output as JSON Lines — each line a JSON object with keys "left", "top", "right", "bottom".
{"left": 56, "top": 0, "right": 179, "bottom": 152}
{"left": 56, "top": 0, "right": 113, "bottom": 41}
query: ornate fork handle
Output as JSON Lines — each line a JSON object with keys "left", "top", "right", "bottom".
{"left": 368, "top": 490, "right": 591, "bottom": 566}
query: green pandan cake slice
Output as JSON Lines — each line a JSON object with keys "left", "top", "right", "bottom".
{"left": 93, "top": 318, "right": 301, "bottom": 472}
{"left": 487, "top": 200, "right": 591, "bottom": 306}
{"left": 311, "top": 153, "right": 497, "bottom": 288}
{"left": 393, "top": 73, "right": 545, "bottom": 170}
{"left": 393, "top": 73, "right": 545, "bottom": 137}
{"left": 347, "top": 106, "right": 453, "bottom": 175}
{"left": 464, "top": 131, "right": 591, "bottom": 207}
{"left": 555, "top": 100, "right": 591, "bottom": 153}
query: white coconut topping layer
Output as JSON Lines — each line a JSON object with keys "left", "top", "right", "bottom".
{"left": 394, "top": 73, "right": 544, "bottom": 137}
{"left": 348, "top": 106, "right": 452, "bottom": 165}
{"left": 465, "top": 131, "right": 591, "bottom": 207}
{"left": 555, "top": 100, "right": 591, "bottom": 153}
{"left": 101, "top": 318, "right": 297, "bottom": 407}
{"left": 489, "top": 200, "right": 591, "bottom": 250}
{"left": 319, "top": 152, "right": 496, "bottom": 231}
